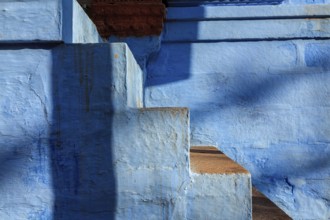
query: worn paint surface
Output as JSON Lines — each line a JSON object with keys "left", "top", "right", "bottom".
{"left": 0, "top": 1, "right": 251, "bottom": 219}
{"left": 188, "top": 147, "right": 252, "bottom": 220}
{"left": 187, "top": 174, "right": 251, "bottom": 220}
{"left": 0, "top": 0, "right": 100, "bottom": 43}
{"left": 0, "top": 42, "right": 191, "bottom": 219}
{"left": 146, "top": 5, "right": 330, "bottom": 219}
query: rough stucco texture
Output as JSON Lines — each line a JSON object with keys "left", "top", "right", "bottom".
{"left": 0, "top": 42, "right": 194, "bottom": 219}
{"left": 187, "top": 174, "right": 251, "bottom": 220}
{"left": 0, "top": 0, "right": 101, "bottom": 43}
{"left": 0, "top": 44, "right": 180, "bottom": 219}
{"left": 113, "top": 108, "right": 190, "bottom": 220}
{"left": 0, "top": 1, "right": 254, "bottom": 218}
{"left": 0, "top": 44, "right": 114, "bottom": 219}
{"left": 146, "top": 34, "right": 330, "bottom": 219}
{"left": 0, "top": 0, "right": 62, "bottom": 42}
{"left": 0, "top": 45, "right": 54, "bottom": 219}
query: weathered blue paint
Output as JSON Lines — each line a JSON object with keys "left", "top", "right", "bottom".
{"left": 0, "top": 0, "right": 100, "bottom": 43}
{"left": 69, "top": 0, "right": 103, "bottom": 43}
{"left": 0, "top": 0, "right": 254, "bottom": 216}
{"left": 109, "top": 36, "right": 162, "bottom": 70}
{"left": 0, "top": 42, "right": 191, "bottom": 219}
{"left": 164, "top": 18, "right": 330, "bottom": 42}
{"left": 187, "top": 173, "right": 252, "bottom": 220}
{"left": 146, "top": 5, "right": 330, "bottom": 219}
{"left": 0, "top": 1, "right": 257, "bottom": 219}
{"left": 166, "top": 4, "right": 330, "bottom": 20}
{"left": 0, "top": 1, "right": 62, "bottom": 42}
{"left": 305, "top": 43, "right": 330, "bottom": 69}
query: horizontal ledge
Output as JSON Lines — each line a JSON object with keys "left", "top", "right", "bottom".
{"left": 0, "top": 0, "right": 101, "bottom": 44}
{"left": 166, "top": 4, "right": 330, "bottom": 21}
{"left": 163, "top": 37, "right": 330, "bottom": 43}
{"left": 0, "top": 40, "right": 63, "bottom": 44}
{"left": 0, "top": 1, "right": 63, "bottom": 42}
{"left": 139, "top": 107, "right": 189, "bottom": 112}
{"left": 163, "top": 18, "right": 330, "bottom": 42}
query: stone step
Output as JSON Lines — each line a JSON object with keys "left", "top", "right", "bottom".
{"left": 252, "top": 188, "right": 292, "bottom": 220}
{"left": 190, "top": 146, "right": 249, "bottom": 174}
{"left": 186, "top": 146, "right": 252, "bottom": 220}
{"left": 189, "top": 147, "right": 292, "bottom": 219}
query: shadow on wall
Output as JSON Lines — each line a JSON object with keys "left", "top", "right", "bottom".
{"left": 50, "top": 44, "right": 116, "bottom": 220}
{"left": 145, "top": 8, "right": 205, "bottom": 87}
{"left": 144, "top": 5, "right": 330, "bottom": 217}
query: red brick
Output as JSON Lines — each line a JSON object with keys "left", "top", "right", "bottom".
{"left": 84, "top": 0, "right": 166, "bottom": 38}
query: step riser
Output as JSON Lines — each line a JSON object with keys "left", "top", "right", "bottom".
{"left": 187, "top": 147, "right": 252, "bottom": 220}
{"left": 187, "top": 175, "right": 252, "bottom": 220}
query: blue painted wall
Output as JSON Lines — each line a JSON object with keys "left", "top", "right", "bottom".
{"left": 0, "top": 42, "right": 193, "bottom": 219}
{"left": 0, "top": 44, "right": 117, "bottom": 219}
{"left": 0, "top": 2, "right": 193, "bottom": 219}
{"left": 1, "top": 0, "right": 329, "bottom": 219}
{"left": 145, "top": 4, "right": 330, "bottom": 219}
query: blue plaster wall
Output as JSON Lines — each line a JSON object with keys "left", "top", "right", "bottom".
{"left": 0, "top": 0, "right": 101, "bottom": 43}
{"left": 145, "top": 4, "right": 330, "bottom": 219}
{"left": 0, "top": 1, "right": 194, "bottom": 218}
{"left": 1, "top": 0, "right": 329, "bottom": 219}
{"left": 0, "top": 42, "right": 192, "bottom": 219}
{"left": 0, "top": 44, "right": 117, "bottom": 219}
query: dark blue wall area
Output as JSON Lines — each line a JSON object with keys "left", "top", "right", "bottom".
{"left": 0, "top": 44, "right": 117, "bottom": 219}
{"left": 51, "top": 45, "right": 116, "bottom": 219}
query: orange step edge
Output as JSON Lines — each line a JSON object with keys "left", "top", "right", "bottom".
{"left": 190, "top": 146, "right": 249, "bottom": 174}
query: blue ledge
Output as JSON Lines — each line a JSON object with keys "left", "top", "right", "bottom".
{"left": 164, "top": 4, "right": 330, "bottom": 42}
{"left": 166, "top": 4, "right": 330, "bottom": 20}
{"left": 0, "top": 0, "right": 101, "bottom": 43}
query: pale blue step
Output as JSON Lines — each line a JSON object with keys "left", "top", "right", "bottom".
{"left": 187, "top": 146, "right": 252, "bottom": 220}
{"left": 0, "top": 0, "right": 101, "bottom": 43}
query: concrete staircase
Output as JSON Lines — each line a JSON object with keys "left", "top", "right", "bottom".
{"left": 145, "top": 4, "right": 330, "bottom": 220}
{"left": 0, "top": 1, "right": 254, "bottom": 219}
{"left": 107, "top": 43, "right": 252, "bottom": 219}
{"left": 188, "top": 147, "right": 251, "bottom": 219}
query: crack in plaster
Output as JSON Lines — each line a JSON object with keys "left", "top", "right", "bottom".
{"left": 27, "top": 57, "right": 50, "bottom": 127}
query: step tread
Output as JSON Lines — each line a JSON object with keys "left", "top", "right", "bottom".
{"left": 253, "top": 188, "right": 292, "bottom": 220}
{"left": 190, "top": 146, "right": 249, "bottom": 174}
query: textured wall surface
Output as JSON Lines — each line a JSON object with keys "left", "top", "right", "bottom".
{"left": 0, "top": 0, "right": 101, "bottom": 43}
{"left": 187, "top": 174, "right": 251, "bottom": 220}
{"left": 0, "top": 42, "right": 191, "bottom": 219}
{"left": 0, "top": 0, "right": 62, "bottom": 42}
{"left": 0, "top": 41, "right": 252, "bottom": 219}
{"left": 0, "top": 1, "right": 254, "bottom": 219}
{"left": 0, "top": 43, "right": 116, "bottom": 219}
{"left": 0, "top": 45, "right": 54, "bottom": 219}
{"left": 113, "top": 108, "right": 190, "bottom": 220}
{"left": 71, "top": 0, "right": 102, "bottom": 43}
{"left": 146, "top": 5, "right": 330, "bottom": 219}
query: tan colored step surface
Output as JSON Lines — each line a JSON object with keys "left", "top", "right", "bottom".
{"left": 190, "top": 146, "right": 249, "bottom": 174}
{"left": 253, "top": 188, "right": 292, "bottom": 220}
